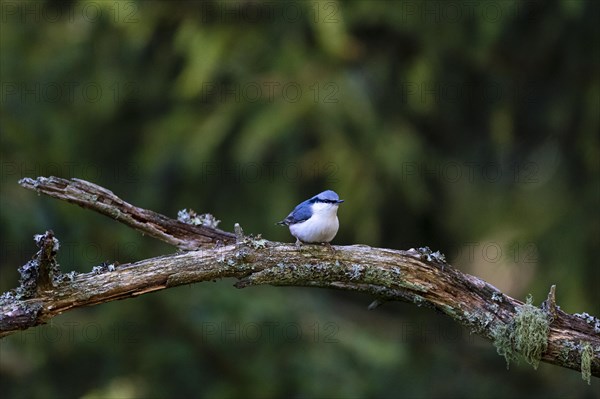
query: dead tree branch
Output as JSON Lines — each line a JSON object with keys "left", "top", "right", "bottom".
{"left": 1, "top": 176, "right": 598, "bottom": 381}
{"left": 18, "top": 176, "right": 235, "bottom": 249}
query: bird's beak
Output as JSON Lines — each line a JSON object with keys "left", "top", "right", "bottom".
{"left": 336, "top": 199, "right": 344, "bottom": 203}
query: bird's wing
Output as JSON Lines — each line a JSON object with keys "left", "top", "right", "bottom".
{"left": 278, "top": 200, "right": 312, "bottom": 225}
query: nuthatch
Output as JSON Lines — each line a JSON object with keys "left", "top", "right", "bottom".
{"left": 277, "top": 190, "right": 343, "bottom": 246}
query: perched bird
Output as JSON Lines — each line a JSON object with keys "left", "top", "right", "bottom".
{"left": 277, "top": 190, "right": 344, "bottom": 246}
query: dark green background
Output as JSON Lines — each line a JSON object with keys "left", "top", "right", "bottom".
{"left": 1, "top": 0, "right": 598, "bottom": 397}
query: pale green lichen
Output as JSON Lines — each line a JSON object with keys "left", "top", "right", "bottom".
{"left": 491, "top": 292, "right": 504, "bottom": 303}
{"left": 362, "top": 265, "right": 406, "bottom": 286}
{"left": 465, "top": 309, "right": 494, "bottom": 334}
{"left": 558, "top": 341, "right": 576, "bottom": 364}
{"left": 91, "top": 262, "right": 117, "bottom": 274}
{"left": 242, "top": 234, "right": 269, "bottom": 249}
{"left": 348, "top": 264, "right": 365, "bottom": 280}
{"left": 230, "top": 224, "right": 270, "bottom": 250}
{"left": 492, "top": 295, "right": 549, "bottom": 370}
{"left": 409, "top": 246, "right": 447, "bottom": 268}
{"left": 493, "top": 322, "right": 518, "bottom": 368}
{"left": 177, "top": 209, "right": 221, "bottom": 228}
{"left": 53, "top": 270, "right": 78, "bottom": 284}
{"left": 413, "top": 295, "right": 425, "bottom": 307}
{"left": 16, "top": 232, "right": 63, "bottom": 298}
{"left": 574, "top": 312, "right": 600, "bottom": 333}
{"left": 490, "top": 292, "right": 504, "bottom": 313}
{"left": 580, "top": 342, "right": 593, "bottom": 385}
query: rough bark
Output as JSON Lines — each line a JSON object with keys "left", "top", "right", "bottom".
{"left": 18, "top": 176, "right": 235, "bottom": 249}
{"left": 1, "top": 176, "right": 598, "bottom": 380}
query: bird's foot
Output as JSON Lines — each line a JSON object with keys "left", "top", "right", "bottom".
{"left": 322, "top": 242, "right": 337, "bottom": 253}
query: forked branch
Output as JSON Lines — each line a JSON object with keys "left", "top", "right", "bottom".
{"left": 1, "top": 176, "right": 598, "bottom": 381}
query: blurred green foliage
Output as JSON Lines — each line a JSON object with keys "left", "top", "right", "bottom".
{"left": 1, "top": 0, "right": 599, "bottom": 397}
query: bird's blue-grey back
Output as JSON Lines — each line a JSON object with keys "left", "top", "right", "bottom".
{"left": 277, "top": 190, "right": 342, "bottom": 226}
{"left": 278, "top": 199, "right": 313, "bottom": 225}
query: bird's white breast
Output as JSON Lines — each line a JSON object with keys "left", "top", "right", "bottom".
{"left": 289, "top": 204, "right": 340, "bottom": 243}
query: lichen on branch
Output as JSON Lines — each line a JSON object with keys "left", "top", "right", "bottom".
{"left": 492, "top": 295, "right": 550, "bottom": 370}
{"left": 2, "top": 176, "right": 599, "bottom": 380}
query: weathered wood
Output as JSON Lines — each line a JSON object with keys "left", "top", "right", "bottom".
{"left": 18, "top": 176, "right": 235, "bottom": 249}
{"left": 1, "top": 176, "right": 598, "bottom": 380}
